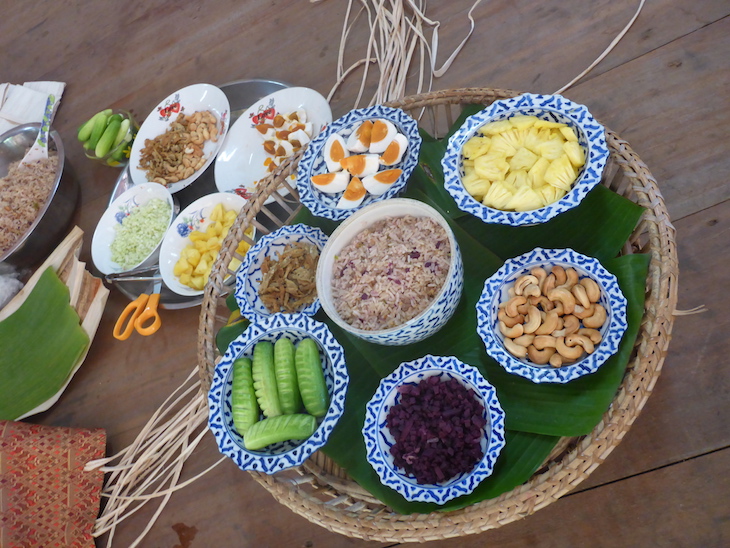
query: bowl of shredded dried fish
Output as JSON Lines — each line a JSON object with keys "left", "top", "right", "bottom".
{"left": 128, "top": 83, "right": 230, "bottom": 193}
{"left": 235, "top": 224, "right": 327, "bottom": 319}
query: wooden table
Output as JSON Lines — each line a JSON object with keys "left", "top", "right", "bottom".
{"left": 3, "top": 1, "right": 728, "bottom": 545}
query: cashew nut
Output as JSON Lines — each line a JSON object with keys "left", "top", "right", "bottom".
{"left": 530, "top": 267, "right": 548, "bottom": 292}
{"left": 522, "top": 305, "right": 542, "bottom": 334}
{"left": 498, "top": 308, "right": 524, "bottom": 328}
{"left": 578, "top": 327, "right": 602, "bottom": 344}
{"left": 547, "top": 287, "right": 576, "bottom": 315}
{"left": 542, "top": 273, "right": 557, "bottom": 295}
{"left": 556, "top": 336, "right": 585, "bottom": 360}
{"left": 562, "top": 314, "right": 581, "bottom": 336}
{"left": 504, "top": 295, "right": 527, "bottom": 317}
{"left": 503, "top": 337, "right": 528, "bottom": 358}
{"left": 527, "top": 345, "right": 555, "bottom": 365}
{"left": 552, "top": 265, "right": 567, "bottom": 286}
{"left": 513, "top": 333, "right": 535, "bottom": 347}
{"left": 565, "top": 334, "right": 595, "bottom": 355}
{"left": 514, "top": 275, "right": 539, "bottom": 296}
{"left": 533, "top": 335, "right": 558, "bottom": 350}
{"left": 522, "top": 284, "right": 542, "bottom": 298}
{"left": 529, "top": 295, "right": 554, "bottom": 311}
{"left": 535, "top": 310, "right": 560, "bottom": 335}
{"left": 571, "top": 283, "right": 591, "bottom": 309}
{"left": 562, "top": 267, "right": 580, "bottom": 289}
{"left": 549, "top": 352, "right": 563, "bottom": 368}
{"left": 580, "top": 277, "right": 602, "bottom": 303}
{"left": 583, "top": 304, "right": 607, "bottom": 329}
{"left": 499, "top": 321, "right": 524, "bottom": 338}
{"left": 572, "top": 303, "right": 595, "bottom": 320}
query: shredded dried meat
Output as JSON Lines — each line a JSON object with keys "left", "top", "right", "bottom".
{"left": 258, "top": 242, "right": 319, "bottom": 313}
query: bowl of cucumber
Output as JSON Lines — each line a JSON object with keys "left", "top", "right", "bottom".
{"left": 207, "top": 313, "right": 349, "bottom": 473}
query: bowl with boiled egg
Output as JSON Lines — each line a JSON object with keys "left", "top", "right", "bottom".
{"left": 296, "top": 105, "right": 422, "bottom": 221}
{"left": 441, "top": 93, "right": 609, "bottom": 226}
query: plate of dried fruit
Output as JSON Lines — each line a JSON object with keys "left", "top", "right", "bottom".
{"left": 214, "top": 87, "right": 331, "bottom": 202}
{"left": 128, "top": 83, "right": 230, "bottom": 193}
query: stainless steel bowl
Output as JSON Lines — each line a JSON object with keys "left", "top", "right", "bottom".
{"left": 0, "top": 124, "right": 79, "bottom": 267}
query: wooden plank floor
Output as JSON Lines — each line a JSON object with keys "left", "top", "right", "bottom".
{"left": 2, "top": 1, "right": 728, "bottom": 546}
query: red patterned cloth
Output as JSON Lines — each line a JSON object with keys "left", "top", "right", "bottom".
{"left": 0, "top": 421, "right": 106, "bottom": 548}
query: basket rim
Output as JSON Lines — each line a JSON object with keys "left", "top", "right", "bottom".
{"left": 196, "top": 87, "right": 678, "bottom": 542}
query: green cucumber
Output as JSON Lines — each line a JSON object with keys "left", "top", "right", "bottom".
{"left": 274, "top": 338, "right": 302, "bottom": 414}
{"left": 77, "top": 108, "right": 111, "bottom": 142}
{"left": 243, "top": 414, "right": 317, "bottom": 451}
{"left": 86, "top": 110, "right": 113, "bottom": 150}
{"left": 252, "top": 341, "right": 282, "bottom": 418}
{"left": 295, "top": 338, "right": 330, "bottom": 418}
{"left": 94, "top": 115, "right": 122, "bottom": 157}
{"left": 113, "top": 118, "right": 131, "bottom": 147}
{"left": 230, "top": 357, "right": 259, "bottom": 436}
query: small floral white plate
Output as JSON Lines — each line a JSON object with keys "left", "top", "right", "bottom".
{"left": 214, "top": 87, "right": 331, "bottom": 202}
{"left": 158, "top": 192, "right": 247, "bottom": 296}
{"left": 128, "top": 83, "right": 230, "bottom": 193}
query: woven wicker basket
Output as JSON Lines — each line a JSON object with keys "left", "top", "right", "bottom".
{"left": 197, "top": 88, "right": 678, "bottom": 542}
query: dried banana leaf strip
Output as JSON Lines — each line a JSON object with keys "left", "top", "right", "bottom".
{"left": 0, "top": 267, "right": 89, "bottom": 420}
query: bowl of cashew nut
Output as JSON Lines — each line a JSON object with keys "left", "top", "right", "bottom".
{"left": 476, "top": 247, "right": 628, "bottom": 384}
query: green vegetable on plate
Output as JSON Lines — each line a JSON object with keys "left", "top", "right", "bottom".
{"left": 243, "top": 414, "right": 317, "bottom": 451}
{"left": 231, "top": 357, "right": 259, "bottom": 436}
{"left": 295, "top": 338, "right": 329, "bottom": 418}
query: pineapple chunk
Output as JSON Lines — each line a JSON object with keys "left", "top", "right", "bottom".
{"left": 509, "top": 114, "right": 540, "bottom": 130}
{"left": 462, "top": 136, "right": 491, "bottom": 159}
{"left": 489, "top": 134, "right": 518, "bottom": 157}
{"left": 509, "top": 147, "right": 539, "bottom": 171}
{"left": 173, "top": 258, "right": 190, "bottom": 277}
{"left": 505, "top": 169, "right": 529, "bottom": 190}
{"left": 544, "top": 155, "right": 577, "bottom": 191}
{"left": 463, "top": 177, "right": 491, "bottom": 201}
{"left": 540, "top": 184, "right": 567, "bottom": 206}
{"left": 537, "top": 138, "right": 566, "bottom": 161}
{"left": 499, "top": 128, "right": 524, "bottom": 150}
{"left": 478, "top": 119, "right": 513, "bottom": 136}
{"left": 563, "top": 141, "right": 586, "bottom": 168}
{"left": 483, "top": 181, "right": 514, "bottom": 210}
{"left": 527, "top": 157, "right": 551, "bottom": 188}
{"left": 559, "top": 126, "right": 579, "bottom": 142}
{"left": 534, "top": 119, "right": 566, "bottom": 129}
{"left": 506, "top": 186, "right": 545, "bottom": 212}
{"left": 474, "top": 155, "right": 509, "bottom": 181}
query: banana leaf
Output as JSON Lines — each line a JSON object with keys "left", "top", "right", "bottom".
{"left": 0, "top": 267, "right": 90, "bottom": 420}
{"left": 273, "top": 113, "right": 648, "bottom": 512}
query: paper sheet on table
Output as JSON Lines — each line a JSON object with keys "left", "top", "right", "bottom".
{"left": 0, "top": 80, "right": 65, "bottom": 135}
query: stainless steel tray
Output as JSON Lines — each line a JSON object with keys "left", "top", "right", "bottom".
{"left": 108, "top": 78, "right": 292, "bottom": 309}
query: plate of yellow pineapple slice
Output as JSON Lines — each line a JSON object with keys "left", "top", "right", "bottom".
{"left": 442, "top": 94, "right": 609, "bottom": 226}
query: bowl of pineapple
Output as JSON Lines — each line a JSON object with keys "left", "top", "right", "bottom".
{"left": 441, "top": 93, "right": 609, "bottom": 226}
{"left": 159, "top": 192, "right": 255, "bottom": 296}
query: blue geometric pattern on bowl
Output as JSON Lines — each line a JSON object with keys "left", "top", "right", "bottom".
{"left": 476, "top": 248, "right": 628, "bottom": 384}
{"left": 352, "top": 239, "right": 464, "bottom": 346}
{"left": 235, "top": 224, "right": 328, "bottom": 318}
{"left": 441, "top": 93, "right": 609, "bottom": 226}
{"left": 207, "top": 313, "right": 349, "bottom": 473}
{"left": 296, "top": 105, "right": 422, "bottom": 221}
{"left": 363, "top": 355, "right": 505, "bottom": 504}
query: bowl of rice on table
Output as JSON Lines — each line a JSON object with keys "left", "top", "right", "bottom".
{"left": 316, "top": 198, "right": 463, "bottom": 346}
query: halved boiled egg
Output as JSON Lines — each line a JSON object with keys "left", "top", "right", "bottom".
{"left": 346, "top": 120, "right": 373, "bottom": 153}
{"left": 311, "top": 170, "right": 350, "bottom": 194}
{"left": 379, "top": 133, "right": 408, "bottom": 166}
{"left": 369, "top": 119, "right": 397, "bottom": 154}
{"left": 336, "top": 177, "right": 367, "bottom": 209}
{"left": 288, "top": 128, "right": 311, "bottom": 148}
{"left": 323, "top": 133, "right": 349, "bottom": 172}
{"left": 340, "top": 154, "right": 380, "bottom": 177}
{"left": 362, "top": 168, "right": 402, "bottom": 196}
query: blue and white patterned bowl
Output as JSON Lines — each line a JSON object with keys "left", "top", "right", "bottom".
{"left": 442, "top": 93, "right": 609, "bottom": 226}
{"left": 296, "top": 105, "right": 422, "bottom": 221}
{"left": 235, "top": 224, "right": 328, "bottom": 318}
{"left": 363, "top": 355, "right": 505, "bottom": 504}
{"left": 316, "top": 198, "right": 463, "bottom": 346}
{"left": 207, "top": 313, "right": 349, "bottom": 473}
{"left": 476, "top": 248, "right": 628, "bottom": 384}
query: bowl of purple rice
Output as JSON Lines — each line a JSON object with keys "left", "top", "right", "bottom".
{"left": 362, "top": 354, "right": 505, "bottom": 504}
{"left": 316, "top": 198, "right": 464, "bottom": 346}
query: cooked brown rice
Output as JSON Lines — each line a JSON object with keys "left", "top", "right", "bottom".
{"left": 0, "top": 154, "right": 58, "bottom": 256}
{"left": 332, "top": 215, "right": 451, "bottom": 331}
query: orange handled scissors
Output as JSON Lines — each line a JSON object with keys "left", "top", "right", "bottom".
{"left": 113, "top": 279, "right": 162, "bottom": 341}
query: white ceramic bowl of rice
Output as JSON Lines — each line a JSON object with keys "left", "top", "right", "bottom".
{"left": 316, "top": 198, "right": 464, "bottom": 346}
{"left": 91, "top": 183, "right": 174, "bottom": 275}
